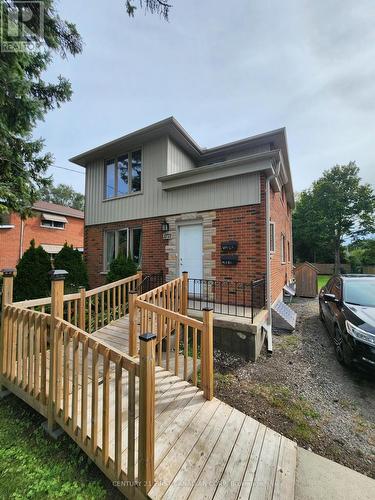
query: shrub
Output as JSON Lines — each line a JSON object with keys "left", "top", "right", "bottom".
{"left": 54, "top": 243, "right": 88, "bottom": 292}
{"left": 107, "top": 254, "right": 138, "bottom": 283}
{"left": 14, "top": 240, "right": 52, "bottom": 301}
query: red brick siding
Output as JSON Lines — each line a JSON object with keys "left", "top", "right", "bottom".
{"left": 0, "top": 212, "right": 84, "bottom": 270}
{"left": 84, "top": 216, "right": 167, "bottom": 288}
{"left": 270, "top": 185, "right": 293, "bottom": 303}
{"left": 213, "top": 181, "right": 267, "bottom": 283}
{"left": 85, "top": 174, "right": 293, "bottom": 303}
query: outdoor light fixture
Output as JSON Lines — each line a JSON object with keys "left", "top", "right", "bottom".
{"left": 161, "top": 221, "right": 169, "bottom": 232}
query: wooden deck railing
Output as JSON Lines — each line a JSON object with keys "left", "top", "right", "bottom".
{"left": 1, "top": 304, "right": 50, "bottom": 415}
{"left": 133, "top": 272, "right": 213, "bottom": 400}
{"left": 13, "top": 273, "right": 142, "bottom": 333}
{"left": 0, "top": 269, "right": 213, "bottom": 497}
{"left": 52, "top": 317, "right": 140, "bottom": 485}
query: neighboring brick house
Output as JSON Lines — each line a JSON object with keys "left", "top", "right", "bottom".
{"left": 71, "top": 117, "right": 294, "bottom": 315}
{"left": 0, "top": 201, "right": 84, "bottom": 269}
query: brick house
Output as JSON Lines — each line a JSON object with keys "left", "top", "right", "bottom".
{"left": 71, "top": 117, "right": 294, "bottom": 347}
{"left": 0, "top": 201, "right": 84, "bottom": 269}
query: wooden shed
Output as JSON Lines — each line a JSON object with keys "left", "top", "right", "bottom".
{"left": 295, "top": 262, "right": 318, "bottom": 298}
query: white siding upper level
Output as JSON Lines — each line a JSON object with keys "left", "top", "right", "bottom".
{"left": 84, "top": 135, "right": 267, "bottom": 226}
{"left": 167, "top": 138, "right": 195, "bottom": 175}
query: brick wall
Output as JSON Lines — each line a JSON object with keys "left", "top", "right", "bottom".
{"left": 213, "top": 190, "right": 267, "bottom": 283}
{"left": 85, "top": 177, "right": 293, "bottom": 304}
{"left": 0, "top": 212, "right": 84, "bottom": 270}
{"left": 270, "top": 184, "right": 293, "bottom": 303}
{"left": 84, "top": 216, "right": 167, "bottom": 288}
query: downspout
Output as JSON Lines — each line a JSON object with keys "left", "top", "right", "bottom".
{"left": 19, "top": 218, "right": 25, "bottom": 260}
{"left": 265, "top": 161, "right": 281, "bottom": 355}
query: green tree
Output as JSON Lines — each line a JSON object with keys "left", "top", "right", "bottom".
{"left": 39, "top": 183, "right": 85, "bottom": 210}
{"left": 14, "top": 240, "right": 52, "bottom": 301}
{"left": 107, "top": 254, "right": 138, "bottom": 283}
{"left": 293, "top": 163, "right": 375, "bottom": 273}
{"left": 347, "top": 238, "right": 375, "bottom": 269}
{"left": 54, "top": 243, "right": 88, "bottom": 292}
{"left": 0, "top": 0, "right": 82, "bottom": 215}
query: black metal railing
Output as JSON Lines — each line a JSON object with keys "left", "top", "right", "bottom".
{"left": 250, "top": 278, "right": 267, "bottom": 321}
{"left": 138, "top": 271, "right": 165, "bottom": 294}
{"left": 188, "top": 277, "right": 266, "bottom": 322}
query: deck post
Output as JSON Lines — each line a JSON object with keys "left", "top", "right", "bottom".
{"left": 182, "top": 271, "right": 189, "bottom": 315}
{"left": 137, "top": 270, "right": 143, "bottom": 292}
{"left": 202, "top": 308, "right": 214, "bottom": 400}
{"left": 138, "top": 332, "right": 156, "bottom": 494}
{"left": 78, "top": 286, "right": 86, "bottom": 331}
{"left": 0, "top": 269, "right": 15, "bottom": 394}
{"left": 128, "top": 291, "right": 138, "bottom": 357}
{"left": 47, "top": 269, "right": 68, "bottom": 435}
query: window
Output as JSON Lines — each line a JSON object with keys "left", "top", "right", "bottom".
{"left": 104, "top": 227, "right": 142, "bottom": 270}
{"left": 287, "top": 240, "right": 291, "bottom": 262}
{"left": 270, "top": 222, "right": 275, "bottom": 253}
{"left": 105, "top": 149, "right": 142, "bottom": 199}
{"left": 0, "top": 213, "right": 13, "bottom": 228}
{"left": 281, "top": 233, "right": 286, "bottom": 264}
{"left": 41, "top": 219, "right": 65, "bottom": 229}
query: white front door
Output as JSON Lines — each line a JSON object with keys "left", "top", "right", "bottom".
{"left": 179, "top": 224, "right": 203, "bottom": 291}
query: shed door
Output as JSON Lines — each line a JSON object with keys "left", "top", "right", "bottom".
{"left": 179, "top": 224, "right": 203, "bottom": 290}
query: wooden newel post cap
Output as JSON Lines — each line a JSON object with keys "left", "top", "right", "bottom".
{"left": 129, "top": 290, "right": 138, "bottom": 295}
{"left": 139, "top": 332, "right": 157, "bottom": 342}
{"left": 1, "top": 268, "right": 16, "bottom": 277}
{"left": 79, "top": 286, "right": 85, "bottom": 290}
{"left": 48, "top": 269, "right": 68, "bottom": 281}
{"left": 202, "top": 308, "right": 213, "bottom": 312}
{"left": 182, "top": 271, "right": 188, "bottom": 275}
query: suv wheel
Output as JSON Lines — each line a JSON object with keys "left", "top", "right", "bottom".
{"left": 319, "top": 304, "right": 325, "bottom": 322}
{"left": 334, "top": 326, "right": 353, "bottom": 367}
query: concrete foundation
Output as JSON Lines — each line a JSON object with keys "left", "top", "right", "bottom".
{"left": 188, "top": 309, "right": 268, "bottom": 362}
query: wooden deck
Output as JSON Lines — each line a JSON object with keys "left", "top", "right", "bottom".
{"left": 1, "top": 272, "right": 297, "bottom": 500}
{"left": 91, "top": 316, "right": 297, "bottom": 499}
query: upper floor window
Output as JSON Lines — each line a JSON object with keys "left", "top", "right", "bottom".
{"left": 270, "top": 222, "right": 275, "bottom": 253}
{"left": 0, "top": 213, "right": 13, "bottom": 228}
{"left": 41, "top": 220, "right": 65, "bottom": 229}
{"left": 40, "top": 213, "right": 67, "bottom": 229}
{"left": 105, "top": 149, "right": 142, "bottom": 199}
{"left": 281, "top": 233, "right": 286, "bottom": 264}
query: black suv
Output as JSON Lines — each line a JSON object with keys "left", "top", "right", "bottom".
{"left": 319, "top": 275, "right": 375, "bottom": 369}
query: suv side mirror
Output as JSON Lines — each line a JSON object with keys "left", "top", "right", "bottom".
{"left": 324, "top": 293, "right": 338, "bottom": 303}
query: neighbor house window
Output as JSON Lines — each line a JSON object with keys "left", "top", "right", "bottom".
{"left": 41, "top": 219, "right": 65, "bottom": 229}
{"left": 104, "top": 149, "right": 142, "bottom": 199}
{"left": 270, "top": 222, "right": 275, "bottom": 253}
{"left": 287, "top": 241, "right": 291, "bottom": 262}
{"left": 104, "top": 227, "right": 142, "bottom": 270}
{"left": 0, "top": 213, "right": 13, "bottom": 228}
{"left": 281, "top": 233, "right": 286, "bottom": 264}
{"left": 40, "top": 213, "right": 67, "bottom": 229}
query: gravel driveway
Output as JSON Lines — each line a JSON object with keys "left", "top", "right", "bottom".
{"left": 214, "top": 297, "right": 375, "bottom": 479}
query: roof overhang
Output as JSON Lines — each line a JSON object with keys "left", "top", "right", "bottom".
{"left": 158, "top": 150, "right": 278, "bottom": 191}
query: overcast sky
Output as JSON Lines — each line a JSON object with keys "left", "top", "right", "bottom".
{"left": 35, "top": 0, "right": 375, "bottom": 195}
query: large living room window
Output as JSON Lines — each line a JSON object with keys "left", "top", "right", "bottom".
{"left": 105, "top": 149, "right": 142, "bottom": 199}
{"left": 105, "top": 227, "right": 142, "bottom": 270}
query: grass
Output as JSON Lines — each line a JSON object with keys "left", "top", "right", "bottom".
{"left": 248, "top": 383, "right": 320, "bottom": 442}
{"left": 279, "top": 334, "right": 300, "bottom": 350}
{"left": 317, "top": 274, "right": 331, "bottom": 290}
{"left": 0, "top": 394, "right": 119, "bottom": 499}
